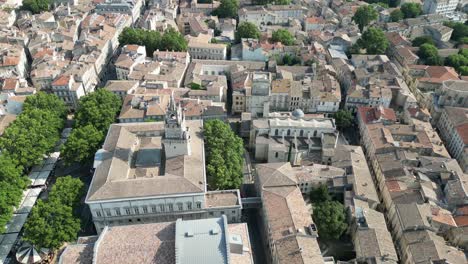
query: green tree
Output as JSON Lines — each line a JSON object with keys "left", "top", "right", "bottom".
{"left": 204, "top": 120, "right": 244, "bottom": 190}
{"left": 48, "top": 176, "right": 84, "bottom": 208}
{"left": 400, "top": 3, "right": 421, "bottom": 18}
{"left": 352, "top": 5, "right": 378, "bottom": 32}
{"left": 388, "top": 0, "right": 400, "bottom": 7}
{"left": 418, "top": 43, "right": 443, "bottom": 65}
{"left": 212, "top": 0, "right": 239, "bottom": 18}
{"left": 22, "top": 0, "right": 50, "bottom": 14}
{"left": 310, "top": 184, "right": 331, "bottom": 203}
{"left": 23, "top": 92, "right": 67, "bottom": 118}
{"left": 0, "top": 109, "right": 63, "bottom": 168}
{"left": 61, "top": 125, "right": 104, "bottom": 165}
{"left": 445, "top": 54, "right": 468, "bottom": 70}
{"left": 390, "top": 9, "right": 404, "bottom": 22}
{"left": 22, "top": 176, "right": 83, "bottom": 249}
{"left": 278, "top": 54, "right": 301, "bottom": 66}
{"left": 313, "top": 201, "right": 348, "bottom": 240}
{"left": 444, "top": 22, "right": 468, "bottom": 43}
{"left": 160, "top": 28, "right": 188, "bottom": 52}
{"left": 235, "top": 22, "right": 261, "bottom": 42}
{"left": 22, "top": 200, "right": 81, "bottom": 250}
{"left": 271, "top": 29, "right": 295, "bottom": 45}
{"left": 356, "top": 27, "right": 389, "bottom": 54}
{"left": 459, "top": 66, "right": 468, "bottom": 75}
{"left": 333, "top": 110, "right": 354, "bottom": 130}
{"left": 0, "top": 155, "right": 27, "bottom": 190}
{"left": 74, "top": 89, "right": 121, "bottom": 133}
{"left": 412, "top": 36, "right": 435, "bottom": 47}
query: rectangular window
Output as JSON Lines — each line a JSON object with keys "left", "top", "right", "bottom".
{"left": 159, "top": 204, "right": 165, "bottom": 212}
{"left": 134, "top": 207, "right": 140, "bottom": 214}
{"left": 187, "top": 202, "right": 192, "bottom": 210}
{"left": 125, "top": 208, "right": 131, "bottom": 215}
{"left": 95, "top": 210, "right": 102, "bottom": 217}
{"left": 177, "top": 203, "right": 183, "bottom": 211}
{"left": 151, "top": 205, "right": 157, "bottom": 213}
{"left": 115, "top": 208, "right": 121, "bottom": 216}
{"left": 105, "top": 209, "right": 111, "bottom": 217}
{"left": 168, "top": 204, "right": 173, "bottom": 212}
{"left": 196, "top": 202, "right": 201, "bottom": 209}
{"left": 142, "top": 206, "right": 148, "bottom": 214}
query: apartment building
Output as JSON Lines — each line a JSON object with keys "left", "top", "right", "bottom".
{"left": 118, "top": 93, "right": 170, "bottom": 123}
{"left": 86, "top": 102, "right": 242, "bottom": 233}
{"left": 423, "top": 0, "right": 460, "bottom": 15}
{"left": 238, "top": 4, "right": 306, "bottom": 28}
{"left": 51, "top": 75, "right": 87, "bottom": 109}
{"left": 437, "top": 107, "right": 468, "bottom": 172}
{"left": 115, "top": 45, "right": 148, "bottom": 80}
{"left": 0, "top": 43, "right": 28, "bottom": 79}
{"left": 187, "top": 34, "right": 227, "bottom": 60}
{"left": 255, "top": 162, "right": 328, "bottom": 264}
{"left": 95, "top": 0, "right": 144, "bottom": 23}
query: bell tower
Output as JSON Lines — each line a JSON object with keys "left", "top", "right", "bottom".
{"left": 163, "top": 92, "right": 191, "bottom": 158}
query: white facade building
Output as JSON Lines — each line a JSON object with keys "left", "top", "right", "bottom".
{"left": 423, "top": 0, "right": 460, "bottom": 15}
{"left": 86, "top": 99, "right": 242, "bottom": 233}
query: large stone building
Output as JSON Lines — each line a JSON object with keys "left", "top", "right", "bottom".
{"left": 59, "top": 216, "right": 254, "bottom": 264}
{"left": 86, "top": 99, "right": 242, "bottom": 233}
{"left": 249, "top": 111, "right": 338, "bottom": 164}
{"left": 423, "top": 0, "right": 460, "bottom": 15}
{"left": 255, "top": 162, "right": 329, "bottom": 264}
{"left": 437, "top": 107, "right": 468, "bottom": 172}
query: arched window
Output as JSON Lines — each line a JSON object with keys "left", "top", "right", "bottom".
{"left": 313, "top": 131, "right": 317, "bottom": 137}
{"left": 287, "top": 129, "right": 291, "bottom": 136}
{"left": 299, "top": 130, "right": 304, "bottom": 137}
{"left": 275, "top": 129, "right": 279, "bottom": 136}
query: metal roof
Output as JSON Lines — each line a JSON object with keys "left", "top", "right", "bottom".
{"left": 175, "top": 216, "right": 230, "bottom": 264}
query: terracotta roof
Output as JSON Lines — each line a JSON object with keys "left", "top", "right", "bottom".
{"left": 410, "top": 65, "right": 459, "bottom": 84}
{"left": 2, "top": 78, "right": 17, "bottom": 90}
{"left": 52, "top": 75, "right": 70, "bottom": 86}
{"left": 454, "top": 216, "right": 468, "bottom": 227}
{"left": 357, "top": 106, "right": 397, "bottom": 124}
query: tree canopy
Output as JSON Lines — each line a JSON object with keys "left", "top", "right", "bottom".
{"left": 204, "top": 120, "right": 244, "bottom": 190}
{"left": 118, "top": 27, "right": 188, "bottom": 55}
{"left": 444, "top": 22, "right": 468, "bottom": 45}
{"left": 277, "top": 54, "right": 301, "bottom": 66}
{"left": 0, "top": 93, "right": 65, "bottom": 233}
{"left": 23, "top": 92, "right": 67, "bottom": 119}
{"left": 400, "top": 3, "right": 421, "bottom": 19}
{"left": 333, "top": 110, "right": 354, "bottom": 130}
{"left": 61, "top": 125, "right": 104, "bottom": 165}
{"left": 212, "top": 0, "right": 239, "bottom": 18}
{"left": 356, "top": 27, "right": 389, "bottom": 54}
{"left": 74, "top": 89, "right": 121, "bottom": 133}
{"left": 235, "top": 22, "right": 261, "bottom": 43}
{"left": 62, "top": 89, "right": 121, "bottom": 165}
{"left": 21, "top": 0, "right": 50, "bottom": 14}
{"left": 310, "top": 184, "right": 331, "bottom": 203}
{"left": 313, "top": 201, "right": 348, "bottom": 239}
{"left": 418, "top": 43, "right": 443, "bottom": 66}
{"left": 271, "top": 29, "right": 295, "bottom": 45}
{"left": 445, "top": 49, "right": 468, "bottom": 76}
{"left": 352, "top": 5, "right": 378, "bottom": 32}
{"left": 412, "top": 36, "right": 435, "bottom": 47}
{"left": 390, "top": 9, "right": 403, "bottom": 22}
{"left": 23, "top": 176, "right": 83, "bottom": 250}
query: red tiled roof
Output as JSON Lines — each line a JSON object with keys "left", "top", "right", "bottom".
{"left": 386, "top": 180, "right": 401, "bottom": 192}
{"left": 2, "top": 78, "right": 17, "bottom": 90}
{"left": 454, "top": 215, "right": 468, "bottom": 227}
{"left": 357, "top": 106, "right": 397, "bottom": 124}
{"left": 456, "top": 123, "right": 468, "bottom": 145}
{"left": 52, "top": 75, "right": 71, "bottom": 86}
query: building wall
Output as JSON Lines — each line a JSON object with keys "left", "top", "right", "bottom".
{"left": 437, "top": 110, "right": 468, "bottom": 172}
{"left": 88, "top": 193, "right": 242, "bottom": 233}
